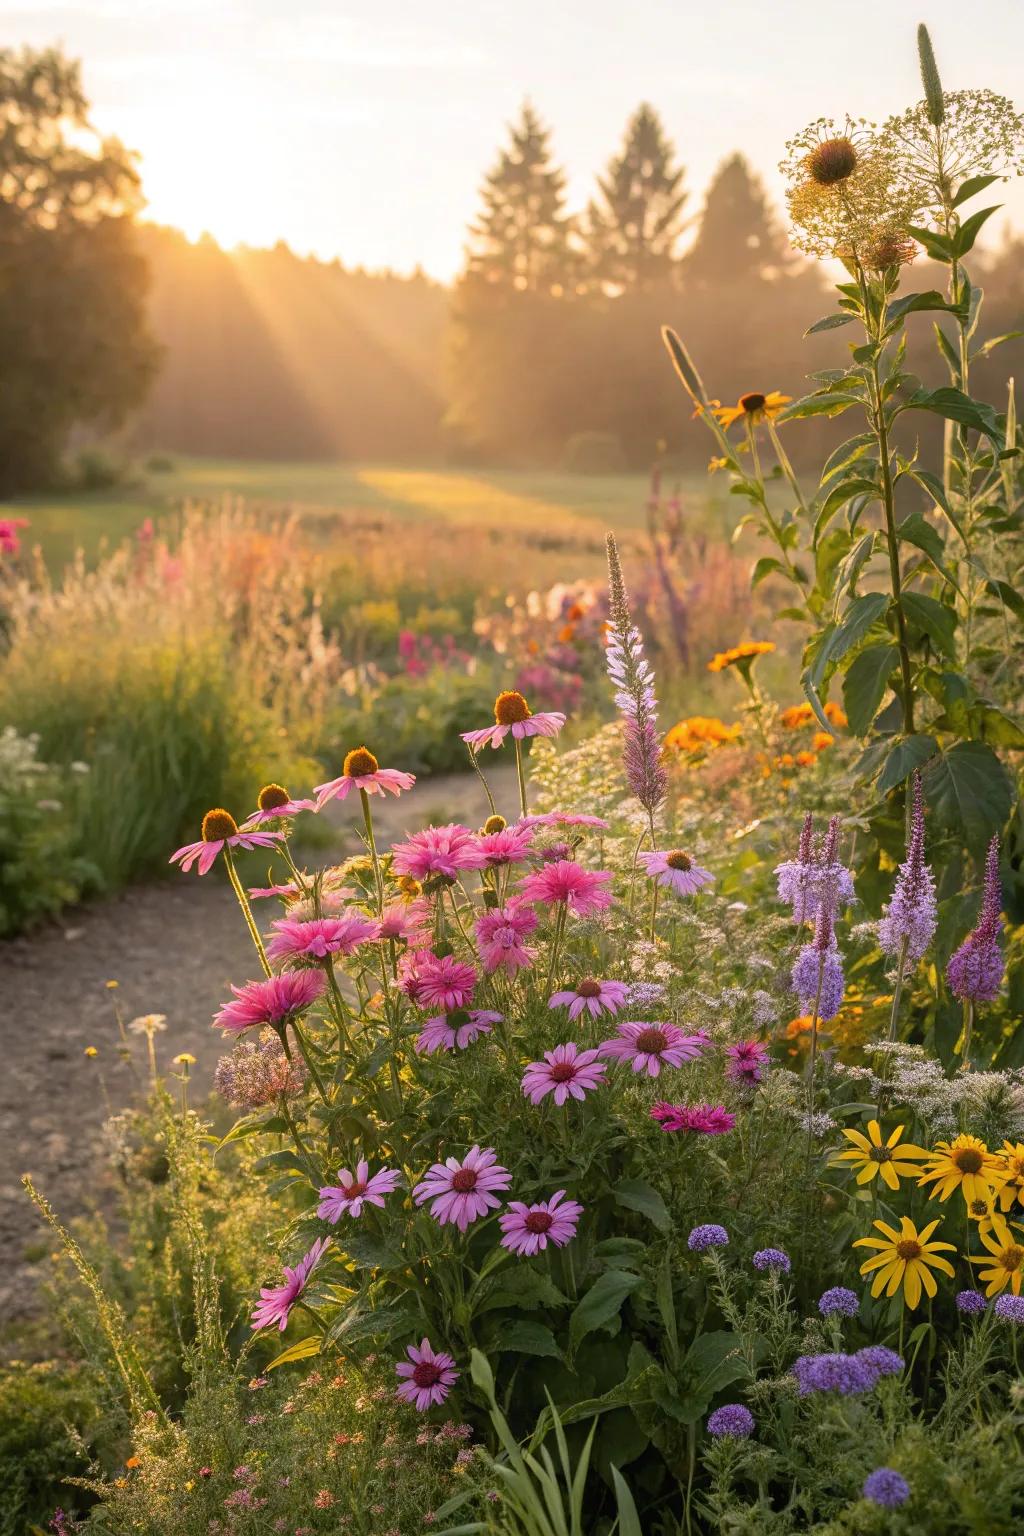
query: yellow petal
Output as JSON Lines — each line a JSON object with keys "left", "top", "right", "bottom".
{"left": 904, "top": 1264, "right": 922, "bottom": 1310}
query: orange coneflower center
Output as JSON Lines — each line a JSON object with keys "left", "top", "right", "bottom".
{"left": 576, "top": 978, "right": 602, "bottom": 998}
{"left": 524, "top": 1210, "right": 554, "bottom": 1234}
{"left": 398, "top": 875, "right": 422, "bottom": 898}
{"left": 494, "top": 690, "right": 531, "bottom": 725}
{"left": 257, "top": 783, "right": 291, "bottom": 811}
{"left": 740, "top": 392, "right": 767, "bottom": 415}
{"left": 953, "top": 1148, "right": 985, "bottom": 1175}
{"left": 667, "top": 851, "right": 693, "bottom": 871}
{"left": 483, "top": 814, "right": 508, "bottom": 835}
{"left": 636, "top": 1027, "right": 668, "bottom": 1054}
{"left": 450, "top": 1168, "right": 479, "bottom": 1193}
{"left": 999, "top": 1244, "right": 1024, "bottom": 1272}
{"left": 343, "top": 747, "right": 379, "bottom": 778}
{"left": 201, "top": 808, "right": 238, "bottom": 842}
{"left": 412, "top": 1360, "right": 444, "bottom": 1388}
{"left": 807, "top": 137, "right": 858, "bottom": 185}
{"left": 896, "top": 1239, "right": 922, "bottom": 1261}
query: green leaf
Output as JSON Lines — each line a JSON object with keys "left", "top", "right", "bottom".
{"left": 661, "top": 326, "right": 708, "bottom": 406}
{"left": 974, "top": 705, "right": 1024, "bottom": 750}
{"left": 339, "top": 1233, "right": 406, "bottom": 1270}
{"left": 902, "top": 592, "right": 958, "bottom": 659}
{"left": 975, "top": 330, "right": 1024, "bottom": 359}
{"left": 614, "top": 1179, "right": 670, "bottom": 1232}
{"left": 778, "top": 391, "right": 862, "bottom": 422}
{"left": 896, "top": 510, "right": 946, "bottom": 567}
{"left": 809, "top": 592, "right": 890, "bottom": 687}
{"left": 953, "top": 204, "right": 1001, "bottom": 258}
{"left": 925, "top": 741, "right": 1014, "bottom": 854}
{"left": 569, "top": 1271, "right": 643, "bottom": 1352}
{"left": 498, "top": 1320, "right": 563, "bottom": 1359}
{"left": 986, "top": 579, "right": 1024, "bottom": 622}
{"left": 902, "top": 386, "right": 1001, "bottom": 442}
{"left": 952, "top": 173, "right": 1000, "bottom": 207}
{"left": 610, "top": 1466, "right": 643, "bottom": 1536}
{"left": 751, "top": 555, "right": 784, "bottom": 589}
{"left": 907, "top": 223, "right": 954, "bottom": 261}
{"left": 842, "top": 644, "right": 899, "bottom": 736}
{"left": 805, "top": 312, "right": 857, "bottom": 335}
{"left": 265, "top": 1335, "right": 322, "bottom": 1371}
{"left": 885, "top": 290, "right": 962, "bottom": 327}
{"left": 877, "top": 734, "right": 938, "bottom": 794}
{"left": 813, "top": 475, "right": 880, "bottom": 545}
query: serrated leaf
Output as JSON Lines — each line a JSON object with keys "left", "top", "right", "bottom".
{"left": 925, "top": 741, "right": 1014, "bottom": 854}
{"left": 809, "top": 592, "right": 890, "bottom": 688}
{"left": 877, "top": 734, "right": 939, "bottom": 794}
{"left": 842, "top": 643, "right": 899, "bottom": 736}
{"left": 569, "top": 1270, "right": 643, "bottom": 1353}
{"left": 902, "top": 592, "right": 958, "bottom": 658}
{"left": 614, "top": 1179, "right": 670, "bottom": 1232}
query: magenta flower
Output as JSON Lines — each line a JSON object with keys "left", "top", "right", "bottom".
{"left": 0, "top": 516, "right": 28, "bottom": 556}
{"left": 214, "top": 971, "right": 325, "bottom": 1034}
{"left": 549, "top": 978, "right": 629, "bottom": 1022}
{"left": 407, "top": 953, "right": 477, "bottom": 1013}
{"left": 499, "top": 1190, "right": 584, "bottom": 1256}
{"left": 266, "top": 914, "right": 378, "bottom": 966}
{"left": 314, "top": 747, "right": 415, "bottom": 809}
{"left": 391, "top": 824, "right": 489, "bottom": 880}
{"left": 318, "top": 1160, "right": 402, "bottom": 1222}
{"left": 395, "top": 1338, "right": 459, "bottom": 1411}
{"left": 521, "top": 1042, "right": 607, "bottom": 1106}
{"left": 416, "top": 1010, "right": 501, "bottom": 1054}
{"left": 374, "top": 899, "right": 431, "bottom": 944}
{"left": 520, "top": 859, "right": 613, "bottom": 917}
{"left": 640, "top": 849, "right": 714, "bottom": 896}
{"left": 599, "top": 1021, "right": 709, "bottom": 1077}
{"left": 651, "top": 1102, "right": 736, "bottom": 1134}
{"left": 520, "top": 812, "right": 609, "bottom": 830}
{"left": 244, "top": 785, "right": 318, "bottom": 825}
{"left": 413, "top": 1146, "right": 511, "bottom": 1232}
{"left": 461, "top": 690, "right": 565, "bottom": 752}
{"left": 947, "top": 835, "right": 1004, "bottom": 1003}
{"left": 170, "top": 809, "right": 283, "bottom": 876}
{"left": 475, "top": 824, "right": 535, "bottom": 867}
{"left": 725, "top": 1039, "right": 770, "bottom": 1085}
{"left": 248, "top": 881, "right": 302, "bottom": 900}
{"left": 475, "top": 902, "right": 537, "bottom": 974}
{"left": 250, "top": 1237, "right": 330, "bottom": 1331}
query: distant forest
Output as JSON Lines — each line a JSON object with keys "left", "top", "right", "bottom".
{"left": 130, "top": 103, "right": 1024, "bottom": 471}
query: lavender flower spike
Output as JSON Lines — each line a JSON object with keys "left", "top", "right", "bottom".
{"left": 947, "top": 835, "right": 1004, "bottom": 1003}
{"left": 792, "top": 905, "right": 844, "bottom": 1022}
{"left": 776, "top": 812, "right": 854, "bottom": 925}
{"left": 605, "top": 533, "right": 667, "bottom": 820}
{"left": 878, "top": 771, "right": 937, "bottom": 966}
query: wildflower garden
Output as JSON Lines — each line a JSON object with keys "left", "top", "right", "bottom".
{"left": 9, "top": 25, "right": 1024, "bottom": 1536}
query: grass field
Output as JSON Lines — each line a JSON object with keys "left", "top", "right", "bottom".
{"left": 3, "top": 455, "right": 731, "bottom": 571}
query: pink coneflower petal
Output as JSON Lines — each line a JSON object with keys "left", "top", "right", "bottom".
{"left": 318, "top": 1160, "right": 401, "bottom": 1222}
{"left": 416, "top": 1010, "right": 501, "bottom": 1054}
{"left": 549, "top": 979, "right": 629, "bottom": 1021}
{"left": 170, "top": 829, "right": 283, "bottom": 875}
{"left": 394, "top": 1337, "right": 459, "bottom": 1411}
{"left": 520, "top": 812, "right": 609, "bottom": 830}
{"left": 475, "top": 901, "right": 537, "bottom": 975}
{"left": 266, "top": 914, "right": 378, "bottom": 966}
{"left": 475, "top": 825, "right": 535, "bottom": 866}
{"left": 315, "top": 762, "right": 416, "bottom": 808}
{"left": 244, "top": 798, "right": 317, "bottom": 826}
{"left": 599, "top": 1022, "right": 710, "bottom": 1078}
{"left": 214, "top": 971, "right": 325, "bottom": 1034}
{"left": 519, "top": 859, "right": 613, "bottom": 918}
{"left": 391, "top": 824, "right": 489, "bottom": 880}
{"left": 651, "top": 1101, "right": 736, "bottom": 1134}
{"left": 521, "top": 1042, "right": 606, "bottom": 1106}
{"left": 250, "top": 1236, "right": 330, "bottom": 1331}
{"left": 640, "top": 850, "right": 714, "bottom": 897}
{"left": 402, "top": 953, "right": 477, "bottom": 1012}
{"left": 499, "top": 1190, "right": 584, "bottom": 1256}
{"left": 412, "top": 1145, "right": 511, "bottom": 1233}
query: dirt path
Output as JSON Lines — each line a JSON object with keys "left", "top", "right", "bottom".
{"left": 1, "top": 767, "right": 516, "bottom": 1322}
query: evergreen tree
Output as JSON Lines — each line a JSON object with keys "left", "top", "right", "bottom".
{"left": 466, "top": 101, "right": 572, "bottom": 293}
{"left": 584, "top": 104, "right": 686, "bottom": 289}
{"left": 685, "top": 153, "right": 790, "bottom": 285}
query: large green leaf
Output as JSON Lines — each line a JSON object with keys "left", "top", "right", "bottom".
{"left": 877, "top": 734, "right": 938, "bottom": 794}
{"left": 953, "top": 204, "right": 1001, "bottom": 257}
{"left": 809, "top": 592, "right": 890, "bottom": 687}
{"left": 842, "top": 643, "right": 899, "bottom": 736}
{"left": 952, "top": 173, "right": 1000, "bottom": 208}
{"left": 902, "top": 592, "right": 958, "bottom": 658}
{"left": 805, "top": 312, "right": 856, "bottom": 334}
{"left": 925, "top": 741, "right": 1014, "bottom": 853}
{"left": 778, "top": 391, "right": 862, "bottom": 422}
{"left": 885, "top": 290, "right": 962, "bottom": 327}
{"left": 901, "top": 387, "right": 1001, "bottom": 442}
{"left": 498, "top": 1320, "right": 563, "bottom": 1359}
{"left": 614, "top": 1179, "right": 670, "bottom": 1232}
{"left": 569, "top": 1270, "right": 643, "bottom": 1352}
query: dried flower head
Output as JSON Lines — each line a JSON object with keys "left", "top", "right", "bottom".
{"left": 782, "top": 117, "right": 922, "bottom": 259}
{"left": 882, "top": 90, "right": 1024, "bottom": 212}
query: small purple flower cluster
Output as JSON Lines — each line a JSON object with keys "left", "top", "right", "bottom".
{"left": 752, "top": 1247, "right": 791, "bottom": 1274}
{"left": 791, "top": 1346, "right": 902, "bottom": 1396}
{"left": 687, "top": 1223, "right": 729, "bottom": 1253}
{"left": 994, "top": 1294, "right": 1024, "bottom": 1324}
{"left": 863, "top": 1468, "right": 910, "bottom": 1508}
{"left": 818, "top": 1286, "right": 859, "bottom": 1318}
{"left": 706, "top": 1403, "right": 755, "bottom": 1438}
{"left": 955, "top": 1289, "right": 987, "bottom": 1316}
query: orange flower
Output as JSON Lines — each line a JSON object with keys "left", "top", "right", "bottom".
{"left": 708, "top": 641, "right": 776, "bottom": 674}
{"left": 795, "top": 751, "right": 817, "bottom": 767}
{"left": 664, "top": 715, "right": 742, "bottom": 753}
{"left": 812, "top": 732, "right": 834, "bottom": 752}
{"left": 710, "top": 390, "right": 792, "bottom": 429}
{"left": 780, "top": 703, "right": 814, "bottom": 728}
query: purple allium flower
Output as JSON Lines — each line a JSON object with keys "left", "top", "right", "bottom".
{"left": 863, "top": 1468, "right": 910, "bottom": 1508}
{"left": 688, "top": 1223, "right": 729, "bottom": 1252}
{"left": 791, "top": 1352, "right": 873, "bottom": 1396}
{"left": 947, "top": 835, "right": 1004, "bottom": 1002}
{"left": 752, "top": 1248, "right": 791, "bottom": 1274}
{"left": 818, "top": 1286, "right": 859, "bottom": 1318}
{"left": 706, "top": 1403, "right": 755, "bottom": 1438}
{"left": 956, "top": 1289, "right": 987, "bottom": 1316}
{"left": 791, "top": 937, "right": 844, "bottom": 1021}
{"left": 878, "top": 771, "right": 936, "bottom": 964}
{"left": 854, "top": 1346, "right": 903, "bottom": 1384}
{"left": 994, "top": 1294, "right": 1024, "bottom": 1324}
{"left": 605, "top": 533, "right": 667, "bottom": 817}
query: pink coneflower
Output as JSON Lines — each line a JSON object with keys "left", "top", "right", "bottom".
{"left": 461, "top": 690, "right": 566, "bottom": 752}
{"left": 521, "top": 1042, "right": 607, "bottom": 1106}
{"left": 391, "top": 824, "right": 489, "bottom": 881}
{"left": 314, "top": 747, "right": 415, "bottom": 809}
{"left": 248, "top": 881, "right": 302, "bottom": 901}
{"left": 416, "top": 1010, "right": 501, "bottom": 1054}
{"left": 244, "top": 783, "right": 318, "bottom": 825}
{"left": 475, "top": 824, "right": 535, "bottom": 866}
{"left": 213, "top": 971, "right": 325, "bottom": 1034}
{"left": 475, "top": 902, "right": 538, "bottom": 974}
{"left": 498, "top": 1190, "right": 584, "bottom": 1256}
{"left": 407, "top": 953, "right": 477, "bottom": 1013}
{"left": 317, "top": 1160, "right": 402, "bottom": 1222}
{"left": 651, "top": 1102, "right": 736, "bottom": 1134}
{"left": 520, "top": 812, "right": 609, "bottom": 830}
{"left": 520, "top": 860, "right": 613, "bottom": 918}
{"left": 0, "top": 516, "right": 28, "bottom": 556}
{"left": 549, "top": 978, "right": 629, "bottom": 1022}
{"left": 375, "top": 899, "right": 431, "bottom": 945}
{"left": 250, "top": 1237, "right": 330, "bottom": 1331}
{"left": 395, "top": 1338, "right": 459, "bottom": 1411}
{"left": 266, "top": 914, "right": 378, "bottom": 966}
{"left": 413, "top": 1146, "right": 511, "bottom": 1232}
{"left": 640, "top": 849, "right": 714, "bottom": 897}
{"left": 170, "top": 809, "right": 283, "bottom": 876}
{"left": 725, "top": 1039, "right": 770, "bottom": 1085}
{"left": 599, "top": 1022, "right": 710, "bottom": 1077}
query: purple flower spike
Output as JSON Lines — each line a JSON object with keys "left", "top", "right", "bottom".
{"left": 605, "top": 534, "right": 667, "bottom": 819}
{"left": 878, "top": 771, "right": 936, "bottom": 965}
{"left": 947, "top": 835, "right": 1004, "bottom": 1002}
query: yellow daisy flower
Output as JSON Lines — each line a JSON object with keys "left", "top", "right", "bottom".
{"left": 967, "top": 1213, "right": 1024, "bottom": 1296}
{"left": 917, "top": 1135, "right": 1002, "bottom": 1207}
{"left": 995, "top": 1141, "right": 1024, "bottom": 1214}
{"left": 830, "top": 1120, "right": 929, "bottom": 1192}
{"left": 853, "top": 1216, "right": 957, "bottom": 1310}
{"left": 710, "top": 390, "right": 792, "bottom": 429}
{"left": 966, "top": 1194, "right": 997, "bottom": 1223}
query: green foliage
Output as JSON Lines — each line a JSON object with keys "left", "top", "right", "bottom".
{"left": 0, "top": 1362, "right": 97, "bottom": 1535}
{"left": 0, "top": 727, "right": 98, "bottom": 936}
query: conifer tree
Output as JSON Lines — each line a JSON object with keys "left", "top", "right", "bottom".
{"left": 466, "top": 101, "right": 573, "bottom": 293}
{"left": 584, "top": 104, "right": 686, "bottom": 289}
{"left": 685, "top": 153, "right": 790, "bottom": 285}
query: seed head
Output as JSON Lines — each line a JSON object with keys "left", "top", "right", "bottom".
{"left": 201, "top": 808, "right": 238, "bottom": 842}
{"left": 343, "top": 747, "right": 379, "bottom": 778}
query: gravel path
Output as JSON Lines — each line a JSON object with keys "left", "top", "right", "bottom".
{"left": 1, "top": 767, "right": 516, "bottom": 1321}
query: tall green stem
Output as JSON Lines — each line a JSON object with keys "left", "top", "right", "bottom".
{"left": 514, "top": 736, "right": 528, "bottom": 817}
{"left": 887, "top": 936, "right": 910, "bottom": 1042}
{"left": 224, "top": 846, "right": 272, "bottom": 977}
{"left": 865, "top": 339, "right": 915, "bottom": 734}
{"left": 360, "top": 789, "right": 384, "bottom": 916}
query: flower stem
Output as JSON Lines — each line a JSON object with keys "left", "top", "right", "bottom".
{"left": 224, "top": 846, "right": 272, "bottom": 977}
{"left": 887, "top": 936, "right": 910, "bottom": 1043}
{"left": 360, "top": 788, "right": 384, "bottom": 916}
{"left": 291, "top": 1020, "right": 331, "bottom": 1104}
{"left": 960, "top": 998, "right": 974, "bottom": 1073}
{"left": 545, "top": 905, "right": 567, "bottom": 991}
{"left": 514, "top": 736, "right": 528, "bottom": 817}
{"left": 466, "top": 740, "right": 498, "bottom": 819}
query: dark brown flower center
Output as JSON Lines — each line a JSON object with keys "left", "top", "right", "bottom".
{"left": 576, "top": 978, "right": 602, "bottom": 998}
{"left": 450, "top": 1168, "right": 478, "bottom": 1193}
{"left": 257, "top": 783, "right": 291, "bottom": 811}
{"left": 895, "top": 1239, "right": 922, "bottom": 1261}
{"left": 868, "top": 1147, "right": 893, "bottom": 1164}
{"left": 524, "top": 1211, "right": 553, "bottom": 1234}
{"left": 550, "top": 1062, "right": 578, "bottom": 1082}
{"left": 999, "top": 1245, "right": 1024, "bottom": 1272}
{"left": 201, "top": 808, "right": 238, "bottom": 841}
{"left": 344, "top": 1180, "right": 366, "bottom": 1199}
{"left": 954, "top": 1148, "right": 984, "bottom": 1175}
{"left": 969, "top": 1200, "right": 990, "bottom": 1217}
{"left": 412, "top": 1361, "right": 444, "bottom": 1388}
{"left": 494, "top": 690, "right": 530, "bottom": 725}
{"left": 807, "top": 136, "right": 858, "bottom": 185}
{"left": 636, "top": 1027, "right": 668, "bottom": 1054}
{"left": 666, "top": 851, "right": 692, "bottom": 871}
{"left": 343, "top": 747, "right": 379, "bottom": 777}
{"left": 740, "top": 392, "right": 766, "bottom": 415}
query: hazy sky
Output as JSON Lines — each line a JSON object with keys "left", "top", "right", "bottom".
{"left": 5, "top": 0, "right": 1024, "bottom": 278}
